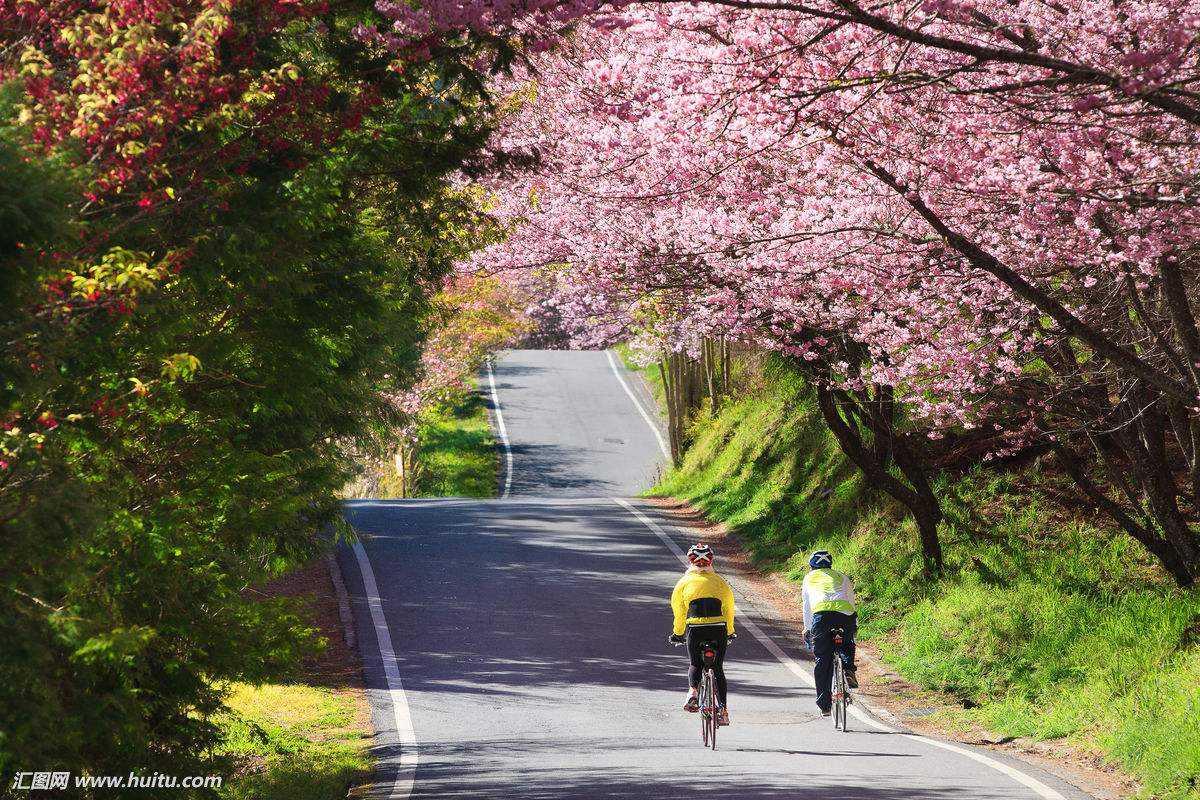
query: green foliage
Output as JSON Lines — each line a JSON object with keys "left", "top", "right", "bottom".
{"left": 411, "top": 391, "right": 498, "bottom": 498}
{"left": 655, "top": 356, "right": 1200, "bottom": 800}
{"left": 0, "top": 9, "right": 497, "bottom": 783}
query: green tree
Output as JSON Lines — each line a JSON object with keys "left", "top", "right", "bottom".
{"left": 0, "top": 4, "right": 496, "bottom": 783}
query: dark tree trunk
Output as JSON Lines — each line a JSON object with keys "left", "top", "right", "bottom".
{"left": 817, "top": 384, "right": 945, "bottom": 577}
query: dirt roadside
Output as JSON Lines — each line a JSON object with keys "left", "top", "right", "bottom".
{"left": 258, "top": 556, "right": 370, "bottom": 702}
{"left": 645, "top": 496, "right": 1139, "bottom": 800}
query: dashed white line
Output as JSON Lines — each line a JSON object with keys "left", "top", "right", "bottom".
{"left": 614, "top": 497, "right": 1069, "bottom": 800}
{"left": 351, "top": 541, "right": 418, "bottom": 799}
{"left": 485, "top": 358, "right": 513, "bottom": 498}
{"left": 605, "top": 350, "right": 671, "bottom": 461}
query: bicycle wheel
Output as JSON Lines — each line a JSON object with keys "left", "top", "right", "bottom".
{"left": 839, "top": 676, "right": 848, "bottom": 731}
{"left": 706, "top": 668, "right": 718, "bottom": 751}
{"left": 700, "top": 671, "right": 711, "bottom": 747}
{"left": 839, "top": 663, "right": 850, "bottom": 731}
{"left": 833, "top": 657, "right": 847, "bottom": 732}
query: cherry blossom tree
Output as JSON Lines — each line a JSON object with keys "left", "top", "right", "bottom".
{"left": 465, "top": 6, "right": 1200, "bottom": 582}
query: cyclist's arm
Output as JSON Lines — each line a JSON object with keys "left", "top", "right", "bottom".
{"left": 801, "top": 578, "right": 813, "bottom": 633}
{"left": 670, "top": 579, "right": 687, "bottom": 637}
{"left": 843, "top": 574, "right": 856, "bottom": 608}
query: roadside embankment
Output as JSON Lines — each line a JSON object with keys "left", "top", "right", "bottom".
{"left": 402, "top": 390, "right": 498, "bottom": 498}
{"left": 344, "top": 387, "right": 498, "bottom": 500}
{"left": 650, "top": 358, "right": 1200, "bottom": 800}
{"left": 215, "top": 559, "right": 371, "bottom": 800}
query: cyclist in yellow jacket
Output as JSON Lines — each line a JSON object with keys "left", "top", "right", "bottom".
{"left": 802, "top": 550, "right": 859, "bottom": 716}
{"left": 669, "top": 543, "right": 736, "bottom": 725}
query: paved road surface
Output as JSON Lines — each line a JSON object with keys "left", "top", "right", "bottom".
{"left": 487, "top": 350, "right": 666, "bottom": 496}
{"left": 338, "top": 349, "right": 1091, "bottom": 800}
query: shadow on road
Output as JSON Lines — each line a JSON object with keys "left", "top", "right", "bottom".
{"left": 344, "top": 500, "right": 805, "bottom": 703}
{"left": 360, "top": 737, "right": 994, "bottom": 799}
{"left": 506, "top": 442, "right": 624, "bottom": 494}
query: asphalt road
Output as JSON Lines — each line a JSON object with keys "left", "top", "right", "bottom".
{"left": 338, "top": 349, "right": 1092, "bottom": 800}
{"left": 487, "top": 349, "right": 667, "bottom": 496}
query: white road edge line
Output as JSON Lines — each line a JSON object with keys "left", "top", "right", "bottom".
{"left": 352, "top": 541, "right": 418, "bottom": 799}
{"left": 613, "top": 497, "right": 1068, "bottom": 800}
{"left": 905, "top": 735, "right": 1067, "bottom": 800}
{"left": 605, "top": 350, "right": 671, "bottom": 461}
{"left": 485, "top": 358, "right": 513, "bottom": 498}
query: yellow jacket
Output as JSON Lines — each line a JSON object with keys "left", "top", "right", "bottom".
{"left": 671, "top": 568, "right": 735, "bottom": 636}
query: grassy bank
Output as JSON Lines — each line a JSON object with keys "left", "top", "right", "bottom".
{"left": 373, "top": 388, "right": 498, "bottom": 499}
{"left": 217, "top": 683, "right": 370, "bottom": 800}
{"left": 653, "top": 359, "right": 1200, "bottom": 800}
{"left": 214, "top": 560, "right": 371, "bottom": 799}
{"left": 412, "top": 390, "right": 498, "bottom": 498}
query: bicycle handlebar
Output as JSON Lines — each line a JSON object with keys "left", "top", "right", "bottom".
{"left": 669, "top": 632, "right": 738, "bottom": 646}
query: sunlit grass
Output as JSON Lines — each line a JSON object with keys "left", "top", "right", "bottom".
{"left": 217, "top": 683, "right": 370, "bottom": 800}
{"left": 614, "top": 342, "right": 666, "bottom": 409}
{"left": 414, "top": 390, "right": 498, "bottom": 498}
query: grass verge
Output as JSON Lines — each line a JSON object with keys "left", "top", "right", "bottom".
{"left": 614, "top": 343, "right": 666, "bottom": 408}
{"left": 217, "top": 683, "right": 370, "bottom": 800}
{"left": 654, "top": 357, "right": 1200, "bottom": 800}
{"left": 215, "top": 560, "right": 371, "bottom": 800}
{"left": 412, "top": 389, "right": 498, "bottom": 498}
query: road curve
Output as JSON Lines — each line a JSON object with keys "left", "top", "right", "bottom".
{"left": 338, "top": 349, "right": 1092, "bottom": 800}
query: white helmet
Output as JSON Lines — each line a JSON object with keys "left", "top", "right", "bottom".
{"left": 687, "top": 543, "right": 714, "bottom": 566}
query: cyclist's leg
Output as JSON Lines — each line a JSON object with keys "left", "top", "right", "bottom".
{"left": 682, "top": 626, "right": 703, "bottom": 711}
{"left": 811, "top": 612, "right": 834, "bottom": 712}
{"left": 842, "top": 612, "right": 859, "bottom": 686}
{"left": 844, "top": 612, "right": 858, "bottom": 665}
{"left": 685, "top": 626, "right": 704, "bottom": 690}
{"left": 712, "top": 631, "right": 729, "bottom": 707}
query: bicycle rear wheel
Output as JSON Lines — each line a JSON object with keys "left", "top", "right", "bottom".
{"left": 700, "top": 671, "right": 711, "bottom": 747}
{"left": 706, "top": 668, "right": 718, "bottom": 750}
{"left": 833, "top": 657, "right": 847, "bottom": 732}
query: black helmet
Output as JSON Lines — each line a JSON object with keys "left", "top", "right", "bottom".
{"left": 808, "top": 550, "right": 833, "bottom": 569}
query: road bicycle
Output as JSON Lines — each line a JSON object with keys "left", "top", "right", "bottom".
{"left": 830, "top": 626, "right": 852, "bottom": 732}
{"left": 672, "top": 632, "right": 735, "bottom": 750}
{"left": 807, "top": 626, "right": 854, "bottom": 731}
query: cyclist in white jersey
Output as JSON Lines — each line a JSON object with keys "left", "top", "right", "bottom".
{"left": 802, "top": 550, "right": 859, "bottom": 715}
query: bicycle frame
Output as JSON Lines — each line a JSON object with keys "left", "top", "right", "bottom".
{"left": 699, "top": 643, "right": 719, "bottom": 749}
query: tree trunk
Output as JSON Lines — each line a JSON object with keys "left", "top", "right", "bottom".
{"left": 660, "top": 355, "right": 682, "bottom": 467}
{"left": 1054, "top": 440, "right": 1197, "bottom": 586}
{"left": 817, "top": 384, "right": 944, "bottom": 577}
{"left": 721, "top": 338, "right": 730, "bottom": 401}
